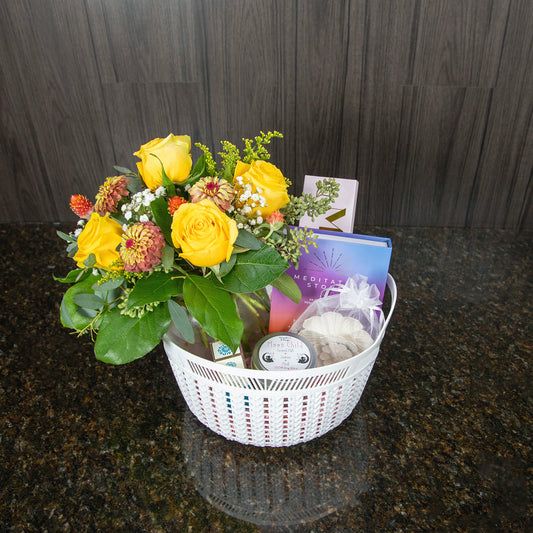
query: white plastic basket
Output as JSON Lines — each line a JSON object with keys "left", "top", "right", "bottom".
{"left": 163, "top": 274, "right": 397, "bottom": 447}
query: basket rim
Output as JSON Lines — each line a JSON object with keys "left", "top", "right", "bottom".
{"left": 164, "top": 274, "right": 397, "bottom": 380}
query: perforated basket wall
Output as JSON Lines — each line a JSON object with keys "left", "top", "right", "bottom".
{"left": 164, "top": 275, "right": 396, "bottom": 447}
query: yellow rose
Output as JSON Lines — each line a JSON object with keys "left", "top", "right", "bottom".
{"left": 134, "top": 134, "right": 192, "bottom": 190}
{"left": 171, "top": 199, "right": 238, "bottom": 267}
{"left": 233, "top": 160, "right": 290, "bottom": 218}
{"left": 73, "top": 213, "right": 123, "bottom": 270}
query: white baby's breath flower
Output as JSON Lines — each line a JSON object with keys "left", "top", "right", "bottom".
{"left": 139, "top": 214, "right": 149, "bottom": 223}
{"left": 155, "top": 186, "right": 166, "bottom": 197}
{"left": 124, "top": 211, "right": 132, "bottom": 220}
{"left": 74, "top": 228, "right": 83, "bottom": 237}
{"left": 122, "top": 224, "right": 129, "bottom": 231}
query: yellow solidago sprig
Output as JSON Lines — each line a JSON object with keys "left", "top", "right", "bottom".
{"left": 242, "top": 131, "right": 283, "bottom": 163}
{"left": 218, "top": 140, "right": 241, "bottom": 181}
{"left": 194, "top": 143, "right": 218, "bottom": 177}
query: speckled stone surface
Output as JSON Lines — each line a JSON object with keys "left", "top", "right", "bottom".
{"left": 1, "top": 224, "right": 531, "bottom": 532}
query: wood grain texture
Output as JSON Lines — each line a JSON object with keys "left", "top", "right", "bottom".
{"left": 411, "top": 0, "right": 509, "bottom": 87}
{"left": 0, "top": 0, "right": 531, "bottom": 229}
{"left": 466, "top": 0, "right": 533, "bottom": 229}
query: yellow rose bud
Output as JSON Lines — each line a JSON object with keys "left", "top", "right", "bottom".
{"left": 171, "top": 200, "right": 238, "bottom": 267}
{"left": 73, "top": 213, "right": 123, "bottom": 270}
{"left": 134, "top": 134, "right": 192, "bottom": 190}
{"left": 233, "top": 160, "right": 290, "bottom": 218}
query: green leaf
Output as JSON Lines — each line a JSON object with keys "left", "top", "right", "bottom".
{"left": 190, "top": 153, "right": 206, "bottom": 179}
{"left": 54, "top": 268, "right": 90, "bottom": 284}
{"left": 150, "top": 153, "right": 177, "bottom": 196}
{"left": 150, "top": 197, "right": 173, "bottom": 243}
{"left": 270, "top": 272, "right": 302, "bottom": 303}
{"left": 212, "top": 254, "right": 236, "bottom": 278}
{"left": 217, "top": 244, "right": 289, "bottom": 293}
{"left": 67, "top": 242, "right": 78, "bottom": 258}
{"left": 60, "top": 274, "right": 101, "bottom": 330}
{"left": 84, "top": 253, "right": 96, "bottom": 268}
{"left": 234, "top": 229, "right": 262, "bottom": 250}
{"left": 72, "top": 293, "right": 105, "bottom": 309}
{"left": 91, "top": 277, "right": 124, "bottom": 291}
{"left": 183, "top": 275, "right": 243, "bottom": 352}
{"left": 56, "top": 230, "right": 76, "bottom": 243}
{"left": 161, "top": 245, "right": 174, "bottom": 269}
{"left": 168, "top": 300, "right": 195, "bottom": 344}
{"left": 60, "top": 299, "right": 74, "bottom": 329}
{"left": 94, "top": 304, "right": 171, "bottom": 364}
{"left": 113, "top": 165, "right": 136, "bottom": 176}
{"left": 126, "top": 271, "right": 183, "bottom": 309}
{"left": 76, "top": 308, "right": 99, "bottom": 318}
{"left": 125, "top": 176, "right": 144, "bottom": 194}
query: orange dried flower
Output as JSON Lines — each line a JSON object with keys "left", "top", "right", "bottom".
{"left": 69, "top": 195, "right": 93, "bottom": 219}
{"left": 168, "top": 196, "right": 188, "bottom": 215}
{"left": 266, "top": 210, "right": 284, "bottom": 224}
{"left": 94, "top": 175, "right": 130, "bottom": 215}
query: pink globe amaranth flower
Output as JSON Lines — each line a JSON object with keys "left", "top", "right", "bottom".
{"left": 119, "top": 221, "right": 165, "bottom": 272}
{"left": 266, "top": 210, "right": 284, "bottom": 224}
{"left": 188, "top": 177, "right": 235, "bottom": 212}
{"left": 69, "top": 194, "right": 93, "bottom": 219}
{"left": 94, "top": 175, "right": 130, "bottom": 215}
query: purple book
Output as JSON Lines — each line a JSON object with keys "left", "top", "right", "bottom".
{"left": 269, "top": 228, "right": 392, "bottom": 332}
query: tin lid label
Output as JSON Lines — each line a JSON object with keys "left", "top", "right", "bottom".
{"left": 254, "top": 333, "right": 316, "bottom": 371}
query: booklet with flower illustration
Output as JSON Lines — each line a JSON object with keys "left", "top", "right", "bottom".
{"left": 269, "top": 228, "right": 392, "bottom": 333}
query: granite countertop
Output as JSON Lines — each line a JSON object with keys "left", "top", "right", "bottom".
{"left": 1, "top": 224, "right": 531, "bottom": 532}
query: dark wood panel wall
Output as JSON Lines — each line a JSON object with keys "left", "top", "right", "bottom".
{"left": 1, "top": 0, "right": 532, "bottom": 228}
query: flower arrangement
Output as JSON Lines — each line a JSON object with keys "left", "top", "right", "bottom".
{"left": 57, "top": 132, "right": 339, "bottom": 364}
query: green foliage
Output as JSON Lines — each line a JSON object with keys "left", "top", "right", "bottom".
{"left": 234, "top": 229, "right": 262, "bottom": 250}
{"left": 60, "top": 273, "right": 114, "bottom": 332}
{"left": 54, "top": 268, "right": 90, "bottom": 284}
{"left": 282, "top": 177, "right": 340, "bottom": 224}
{"left": 126, "top": 271, "right": 183, "bottom": 309}
{"left": 194, "top": 145, "right": 217, "bottom": 177}
{"left": 183, "top": 275, "right": 243, "bottom": 353}
{"left": 95, "top": 304, "right": 171, "bottom": 364}
{"left": 150, "top": 197, "right": 173, "bottom": 243}
{"left": 57, "top": 129, "right": 341, "bottom": 366}
{"left": 216, "top": 243, "right": 289, "bottom": 293}
{"left": 167, "top": 300, "right": 195, "bottom": 344}
{"left": 150, "top": 153, "right": 176, "bottom": 196}
{"left": 270, "top": 272, "right": 302, "bottom": 303}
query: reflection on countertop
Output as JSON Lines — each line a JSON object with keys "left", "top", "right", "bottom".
{"left": 0, "top": 224, "right": 531, "bottom": 532}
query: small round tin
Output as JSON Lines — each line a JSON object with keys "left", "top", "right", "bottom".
{"left": 251, "top": 332, "right": 317, "bottom": 371}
